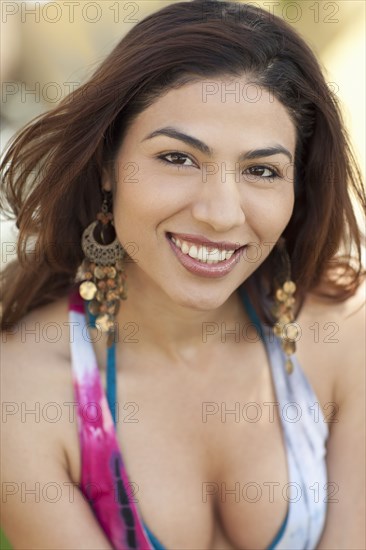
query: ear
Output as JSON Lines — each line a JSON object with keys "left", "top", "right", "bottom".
{"left": 102, "top": 181, "right": 112, "bottom": 192}
{"left": 101, "top": 166, "right": 113, "bottom": 192}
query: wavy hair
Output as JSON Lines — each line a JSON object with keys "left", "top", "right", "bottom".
{"left": 1, "top": 0, "right": 365, "bottom": 329}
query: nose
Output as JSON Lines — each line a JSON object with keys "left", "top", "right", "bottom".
{"left": 191, "top": 172, "right": 246, "bottom": 232}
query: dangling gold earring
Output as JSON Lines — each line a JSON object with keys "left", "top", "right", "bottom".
{"left": 78, "top": 187, "right": 127, "bottom": 347}
{"left": 270, "top": 237, "right": 298, "bottom": 375}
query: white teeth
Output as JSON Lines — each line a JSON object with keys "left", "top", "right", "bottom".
{"left": 208, "top": 248, "right": 221, "bottom": 262}
{"left": 169, "top": 234, "right": 236, "bottom": 264}
{"left": 188, "top": 245, "right": 198, "bottom": 259}
{"left": 199, "top": 247, "right": 211, "bottom": 262}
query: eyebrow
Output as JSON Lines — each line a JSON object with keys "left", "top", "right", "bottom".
{"left": 142, "top": 126, "right": 293, "bottom": 162}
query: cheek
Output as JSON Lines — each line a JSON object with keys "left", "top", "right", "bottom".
{"left": 111, "top": 165, "right": 177, "bottom": 245}
{"left": 245, "top": 187, "right": 295, "bottom": 239}
{"left": 113, "top": 160, "right": 193, "bottom": 224}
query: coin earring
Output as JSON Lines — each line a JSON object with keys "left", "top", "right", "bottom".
{"left": 78, "top": 188, "right": 127, "bottom": 347}
{"left": 270, "top": 237, "right": 298, "bottom": 375}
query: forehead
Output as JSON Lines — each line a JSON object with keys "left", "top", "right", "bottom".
{"left": 128, "top": 76, "right": 296, "bottom": 151}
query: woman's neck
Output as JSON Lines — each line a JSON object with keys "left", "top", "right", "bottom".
{"left": 113, "top": 271, "right": 251, "bottom": 364}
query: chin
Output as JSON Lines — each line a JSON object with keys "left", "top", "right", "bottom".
{"left": 167, "top": 287, "right": 230, "bottom": 312}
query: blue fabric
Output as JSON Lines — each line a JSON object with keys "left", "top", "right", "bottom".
{"left": 84, "top": 301, "right": 117, "bottom": 425}
{"left": 267, "top": 507, "right": 290, "bottom": 550}
{"left": 106, "top": 342, "right": 117, "bottom": 425}
{"left": 239, "top": 284, "right": 264, "bottom": 338}
{"left": 143, "top": 523, "right": 167, "bottom": 550}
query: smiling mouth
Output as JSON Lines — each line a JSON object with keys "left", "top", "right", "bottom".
{"left": 166, "top": 232, "right": 245, "bottom": 264}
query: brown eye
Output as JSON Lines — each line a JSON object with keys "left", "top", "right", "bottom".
{"left": 245, "top": 165, "right": 278, "bottom": 178}
{"left": 157, "top": 152, "right": 196, "bottom": 168}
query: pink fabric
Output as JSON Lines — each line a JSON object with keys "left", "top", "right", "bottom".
{"left": 69, "top": 287, "right": 154, "bottom": 550}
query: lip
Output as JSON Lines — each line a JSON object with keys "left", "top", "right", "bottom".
{"left": 166, "top": 233, "right": 247, "bottom": 278}
{"left": 167, "top": 232, "right": 244, "bottom": 251}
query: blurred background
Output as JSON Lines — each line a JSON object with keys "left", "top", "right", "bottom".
{"left": 1, "top": 0, "right": 365, "bottom": 267}
{"left": 0, "top": 1, "right": 365, "bottom": 547}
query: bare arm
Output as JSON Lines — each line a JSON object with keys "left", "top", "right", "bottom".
{"left": 1, "top": 451, "right": 114, "bottom": 550}
{"left": 1, "top": 323, "right": 114, "bottom": 550}
{"left": 316, "top": 281, "right": 366, "bottom": 549}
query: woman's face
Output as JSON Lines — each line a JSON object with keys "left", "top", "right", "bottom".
{"left": 104, "top": 76, "right": 296, "bottom": 311}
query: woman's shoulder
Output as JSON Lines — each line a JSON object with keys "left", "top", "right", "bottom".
{"left": 303, "top": 274, "right": 366, "bottom": 314}
{"left": 1, "top": 293, "right": 75, "bottom": 397}
{"left": 1, "top": 293, "right": 78, "bottom": 478}
{"left": 299, "top": 277, "right": 365, "bottom": 404}
{"left": 300, "top": 276, "right": 365, "bottom": 335}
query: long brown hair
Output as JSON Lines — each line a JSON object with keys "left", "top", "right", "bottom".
{"left": 1, "top": 0, "right": 365, "bottom": 330}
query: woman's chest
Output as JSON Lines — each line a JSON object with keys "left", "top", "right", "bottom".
{"left": 65, "top": 332, "right": 334, "bottom": 549}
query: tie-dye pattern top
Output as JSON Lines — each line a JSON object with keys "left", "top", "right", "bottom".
{"left": 68, "top": 285, "right": 329, "bottom": 550}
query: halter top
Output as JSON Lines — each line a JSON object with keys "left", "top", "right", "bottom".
{"left": 68, "top": 285, "right": 329, "bottom": 549}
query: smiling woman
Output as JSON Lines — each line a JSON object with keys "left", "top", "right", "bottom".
{"left": 0, "top": 1, "right": 365, "bottom": 549}
{"left": 104, "top": 82, "right": 296, "bottom": 299}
